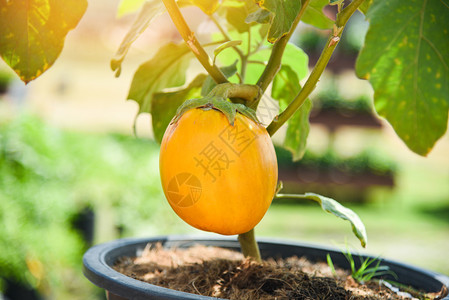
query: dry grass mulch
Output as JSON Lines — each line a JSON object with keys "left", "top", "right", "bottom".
{"left": 114, "top": 244, "right": 447, "bottom": 300}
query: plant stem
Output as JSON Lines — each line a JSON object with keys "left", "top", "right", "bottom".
{"left": 266, "top": 0, "right": 365, "bottom": 136}
{"left": 162, "top": 0, "right": 228, "bottom": 84}
{"left": 251, "top": 0, "right": 311, "bottom": 109}
{"left": 337, "top": 0, "right": 366, "bottom": 27}
{"left": 209, "top": 83, "right": 261, "bottom": 102}
{"left": 238, "top": 229, "right": 262, "bottom": 262}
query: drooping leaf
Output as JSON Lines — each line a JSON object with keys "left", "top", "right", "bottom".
{"left": 151, "top": 74, "right": 207, "bottom": 143}
{"left": 282, "top": 43, "right": 309, "bottom": 80}
{"left": 0, "top": 0, "right": 87, "bottom": 83}
{"left": 272, "top": 65, "right": 311, "bottom": 161}
{"left": 128, "top": 43, "right": 192, "bottom": 114}
{"left": 117, "top": 0, "right": 146, "bottom": 17}
{"left": 271, "top": 44, "right": 310, "bottom": 160}
{"left": 213, "top": 40, "right": 242, "bottom": 64}
{"left": 112, "top": 0, "right": 165, "bottom": 77}
{"left": 356, "top": 0, "right": 449, "bottom": 156}
{"left": 201, "top": 61, "right": 238, "bottom": 96}
{"left": 277, "top": 193, "right": 368, "bottom": 247}
{"left": 255, "top": 0, "right": 302, "bottom": 43}
{"left": 302, "top": 0, "right": 334, "bottom": 29}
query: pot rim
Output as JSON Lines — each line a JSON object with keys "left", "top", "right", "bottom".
{"left": 83, "top": 235, "right": 449, "bottom": 300}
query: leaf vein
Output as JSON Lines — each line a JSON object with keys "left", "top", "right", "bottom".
{"left": 413, "top": 0, "right": 427, "bottom": 138}
{"left": 439, "top": 0, "right": 449, "bottom": 10}
{"left": 421, "top": 36, "right": 449, "bottom": 71}
{"left": 140, "top": 48, "right": 191, "bottom": 105}
{"left": 366, "top": 10, "right": 419, "bottom": 69}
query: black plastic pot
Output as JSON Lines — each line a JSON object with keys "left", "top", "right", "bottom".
{"left": 83, "top": 236, "right": 449, "bottom": 300}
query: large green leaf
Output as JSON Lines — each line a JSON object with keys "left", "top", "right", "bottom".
{"left": 356, "top": 0, "right": 449, "bottom": 156}
{"left": 255, "top": 0, "right": 302, "bottom": 43}
{"left": 128, "top": 43, "right": 192, "bottom": 114}
{"left": 277, "top": 193, "right": 368, "bottom": 248}
{"left": 246, "top": 48, "right": 271, "bottom": 84}
{"left": 151, "top": 74, "right": 207, "bottom": 143}
{"left": 0, "top": 0, "right": 87, "bottom": 83}
{"left": 282, "top": 43, "right": 309, "bottom": 80}
{"left": 272, "top": 65, "right": 311, "bottom": 161}
{"left": 112, "top": 0, "right": 165, "bottom": 77}
{"left": 271, "top": 44, "right": 310, "bottom": 160}
{"left": 302, "top": 0, "right": 334, "bottom": 29}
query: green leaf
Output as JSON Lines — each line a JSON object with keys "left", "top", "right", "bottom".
{"left": 255, "top": 0, "right": 302, "bottom": 43}
{"left": 111, "top": 0, "right": 165, "bottom": 77}
{"left": 302, "top": 0, "right": 334, "bottom": 29}
{"left": 117, "top": 0, "right": 147, "bottom": 17}
{"left": 220, "top": 0, "right": 260, "bottom": 33}
{"left": 0, "top": 0, "right": 87, "bottom": 83}
{"left": 282, "top": 43, "right": 309, "bottom": 80}
{"left": 245, "top": 48, "right": 272, "bottom": 84}
{"left": 245, "top": 8, "right": 272, "bottom": 24}
{"left": 213, "top": 40, "right": 242, "bottom": 64}
{"left": 151, "top": 74, "right": 207, "bottom": 143}
{"left": 356, "top": 0, "right": 449, "bottom": 156}
{"left": 128, "top": 43, "right": 192, "bottom": 114}
{"left": 277, "top": 193, "right": 368, "bottom": 247}
{"left": 272, "top": 65, "right": 311, "bottom": 161}
{"left": 201, "top": 61, "right": 238, "bottom": 96}
{"left": 358, "top": 0, "right": 373, "bottom": 15}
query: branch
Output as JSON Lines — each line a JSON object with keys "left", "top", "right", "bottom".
{"left": 251, "top": 0, "right": 311, "bottom": 109}
{"left": 210, "top": 15, "right": 245, "bottom": 60}
{"left": 266, "top": 0, "right": 365, "bottom": 136}
{"left": 162, "top": 0, "right": 228, "bottom": 84}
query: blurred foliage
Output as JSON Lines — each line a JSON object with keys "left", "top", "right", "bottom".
{"left": 295, "top": 11, "right": 368, "bottom": 56}
{"left": 0, "top": 115, "right": 163, "bottom": 298}
{"left": 313, "top": 87, "right": 373, "bottom": 114}
{"left": 315, "top": 95, "right": 372, "bottom": 114}
{"left": 275, "top": 146, "right": 396, "bottom": 176}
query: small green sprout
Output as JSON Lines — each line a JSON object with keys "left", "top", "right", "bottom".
{"left": 327, "top": 247, "right": 398, "bottom": 284}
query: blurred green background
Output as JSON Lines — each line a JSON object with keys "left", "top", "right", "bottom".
{"left": 1, "top": 1, "right": 448, "bottom": 299}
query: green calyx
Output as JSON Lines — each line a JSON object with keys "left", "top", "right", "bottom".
{"left": 208, "top": 82, "right": 261, "bottom": 105}
{"left": 172, "top": 97, "right": 260, "bottom": 126}
{"left": 172, "top": 83, "right": 261, "bottom": 126}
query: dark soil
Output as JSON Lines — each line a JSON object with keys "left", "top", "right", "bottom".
{"left": 114, "top": 244, "right": 447, "bottom": 300}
